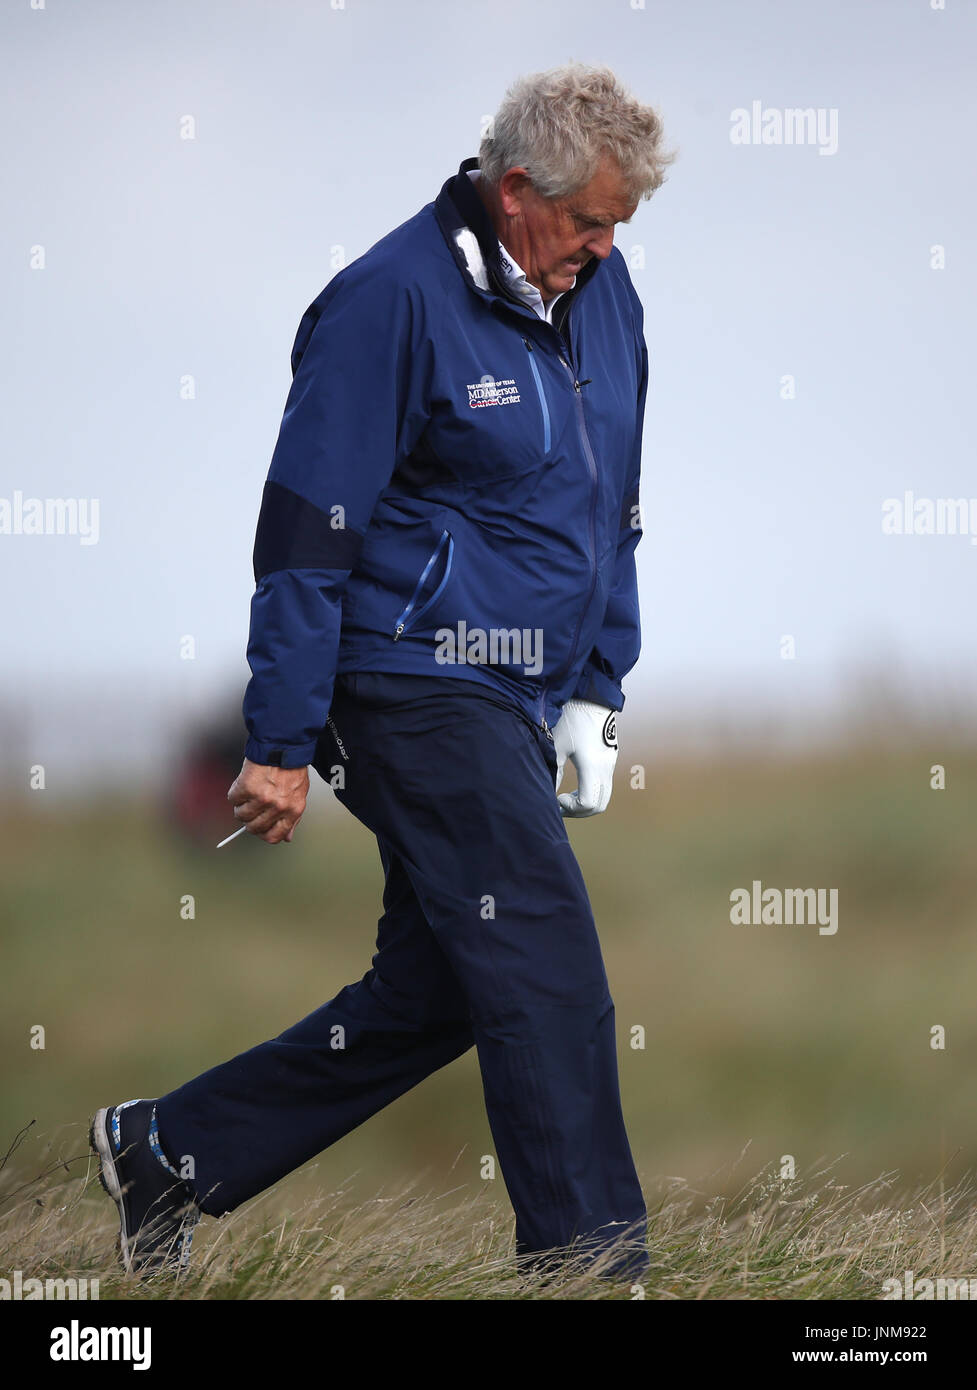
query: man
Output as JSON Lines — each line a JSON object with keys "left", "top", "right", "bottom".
{"left": 90, "top": 62, "right": 673, "bottom": 1284}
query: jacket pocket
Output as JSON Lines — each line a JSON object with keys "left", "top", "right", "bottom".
{"left": 523, "top": 338, "right": 551, "bottom": 455}
{"left": 392, "top": 529, "right": 454, "bottom": 641}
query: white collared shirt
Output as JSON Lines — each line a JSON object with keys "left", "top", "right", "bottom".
{"left": 464, "top": 168, "right": 574, "bottom": 325}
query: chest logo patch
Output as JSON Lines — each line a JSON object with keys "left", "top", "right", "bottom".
{"left": 467, "top": 374, "right": 522, "bottom": 409}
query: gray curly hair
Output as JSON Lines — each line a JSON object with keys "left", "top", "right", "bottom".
{"left": 478, "top": 62, "right": 675, "bottom": 203}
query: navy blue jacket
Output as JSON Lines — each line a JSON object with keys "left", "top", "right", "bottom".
{"left": 243, "top": 157, "right": 648, "bottom": 768}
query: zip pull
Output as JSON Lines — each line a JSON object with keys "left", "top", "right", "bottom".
{"left": 394, "top": 622, "right": 406, "bottom": 642}
{"left": 540, "top": 715, "right": 554, "bottom": 742}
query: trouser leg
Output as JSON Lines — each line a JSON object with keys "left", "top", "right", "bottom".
{"left": 319, "top": 674, "right": 649, "bottom": 1278}
{"left": 156, "top": 828, "right": 474, "bottom": 1215}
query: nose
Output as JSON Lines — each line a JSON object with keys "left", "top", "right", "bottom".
{"left": 585, "top": 227, "right": 616, "bottom": 261}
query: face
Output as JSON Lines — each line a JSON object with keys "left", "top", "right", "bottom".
{"left": 493, "top": 154, "right": 639, "bottom": 300}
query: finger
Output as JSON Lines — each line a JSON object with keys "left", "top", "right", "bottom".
{"left": 576, "top": 768, "right": 611, "bottom": 816}
{"left": 227, "top": 776, "right": 253, "bottom": 807}
{"left": 558, "top": 788, "right": 602, "bottom": 818}
{"left": 241, "top": 802, "right": 296, "bottom": 836}
{"left": 230, "top": 781, "right": 276, "bottom": 815}
{"left": 259, "top": 823, "right": 289, "bottom": 845}
{"left": 256, "top": 804, "right": 306, "bottom": 843}
{"left": 248, "top": 817, "right": 285, "bottom": 844}
{"left": 263, "top": 815, "right": 299, "bottom": 845}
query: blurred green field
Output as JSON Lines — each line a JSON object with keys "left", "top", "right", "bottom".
{"left": 2, "top": 738, "right": 976, "bottom": 1222}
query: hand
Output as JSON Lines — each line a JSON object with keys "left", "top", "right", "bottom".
{"left": 227, "top": 758, "right": 310, "bottom": 844}
{"left": 552, "top": 700, "right": 619, "bottom": 817}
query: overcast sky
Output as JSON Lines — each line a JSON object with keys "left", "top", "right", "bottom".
{"left": 3, "top": 0, "right": 975, "bottom": 782}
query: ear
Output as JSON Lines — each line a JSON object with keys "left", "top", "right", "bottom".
{"left": 497, "top": 166, "right": 533, "bottom": 217}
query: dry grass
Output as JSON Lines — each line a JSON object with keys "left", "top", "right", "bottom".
{"left": 3, "top": 1122, "right": 975, "bottom": 1300}
{"left": 4, "top": 738, "right": 977, "bottom": 1300}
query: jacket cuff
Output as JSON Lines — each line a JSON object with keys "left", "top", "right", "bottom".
{"left": 572, "top": 667, "right": 625, "bottom": 712}
{"left": 243, "top": 736, "right": 317, "bottom": 769}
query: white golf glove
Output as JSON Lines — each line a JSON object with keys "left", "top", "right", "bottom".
{"left": 552, "top": 700, "right": 619, "bottom": 817}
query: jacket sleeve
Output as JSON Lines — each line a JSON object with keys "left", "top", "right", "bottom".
{"left": 570, "top": 313, "right": 648, "bottom": 713}
{"left": 242, "top": 265, "right": 433, "bottom": 767}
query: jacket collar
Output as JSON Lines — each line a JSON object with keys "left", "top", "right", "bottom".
{"left": 433, "top": 156, "right": 600, "bottom": 336}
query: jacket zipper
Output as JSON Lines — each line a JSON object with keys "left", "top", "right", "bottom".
{"left": 561, "top": 353, "right": 600, "bottom": 680}
{"left": 523, "top": 339, "right": 551, "bottom": 454}
{"left": 525, "top": 337, "right": 558, "bottom": 739}
{"left": 393, "top": 530, "right": 454, "bottom": 641}
{"left": 534, "top": 337, "right": 600, "bottom": 740}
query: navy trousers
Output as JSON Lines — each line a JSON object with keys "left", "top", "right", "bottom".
{"left": 156, "top": 671, "right": 648, "bottom": 1278}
